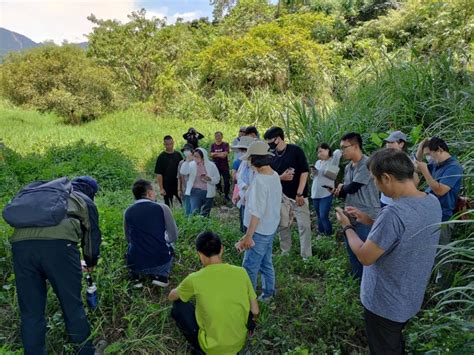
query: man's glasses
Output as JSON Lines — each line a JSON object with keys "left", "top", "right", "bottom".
{"left": 341, "top": 144, "right": 354, "bottom": 150}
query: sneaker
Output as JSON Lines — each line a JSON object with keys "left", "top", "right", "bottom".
{"left": 152, "top": 275, "right": 169, "bottom": 287}
{"left": 280, "top": 250, "right": 290, "bottom": 257}
{"left": 257, "top": 293, "right": 274, "bottom": 303}
{"left": 302, "top": 257, "right": 309, "bottom": 262}
{"left": 130, "top": 274, "right": 143, "bottom": 289}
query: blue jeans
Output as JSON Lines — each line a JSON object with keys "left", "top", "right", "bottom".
{"left": 183, "top": 195, "right": 192, "bottom": 217}
{"left": 242, "top": 232, "right": 275, "bottom": 297}
{"left": 190, "top": 188, "right": 214, "bottom": 217}
{"left": 345, "top": 222, "right": 372, "bottom": 279}
{"left": 312, "top": 195, "right": 334, "bottom": 235}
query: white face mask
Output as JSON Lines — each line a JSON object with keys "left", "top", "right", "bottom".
{"left": 184, "top": 150, "right": 191, "bottom": 157}
{"left": 426, "top": 155, "right": 435, "bottom": 164}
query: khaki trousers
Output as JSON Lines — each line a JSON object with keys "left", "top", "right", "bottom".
{"left": 279, "top": 198, "right": 312, "bottom": 258}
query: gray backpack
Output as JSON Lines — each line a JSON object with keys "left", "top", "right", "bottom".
{"left": 2, "top": 177, "right": 72, "bottom": 228}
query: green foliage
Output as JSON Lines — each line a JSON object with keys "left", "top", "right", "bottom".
{"left": 0, "top": 45, "right": 118, "bottom": 124}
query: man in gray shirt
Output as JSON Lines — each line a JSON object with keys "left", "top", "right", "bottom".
{"left": 332, "top": 133, "right": 380, "bottom": 278}
{"left": 335, "top": 148, "right": 441, "bottom": 354}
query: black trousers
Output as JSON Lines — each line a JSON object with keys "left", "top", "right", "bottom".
{"left": 12, "top": 240, "right": 94, "bottom": 355}
{"left": 216, "top": 168, "right": 231, "bottom": 197}
{"left": 163, "top": 183, "right": 182, "bottom": 208}
{"left": 171, "top": 300, "right": 205, "bottom": 355}
{"left": 364, "top": 307, "right": 407, "bottom": 355}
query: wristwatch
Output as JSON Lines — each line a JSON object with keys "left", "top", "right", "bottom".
{"left": 296, "top": 193, "right": 303, "bottom": 197}
{"left": 342, "top": 225, "right": 355, "bottom": 236}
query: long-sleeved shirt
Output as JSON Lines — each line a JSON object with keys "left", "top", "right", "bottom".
{"left": 124, "top": 199, "right": 178, "bottom": 271}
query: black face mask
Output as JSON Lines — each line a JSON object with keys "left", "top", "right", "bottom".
{"left": 268, "top": 140, "right": 278, "bottom": 150}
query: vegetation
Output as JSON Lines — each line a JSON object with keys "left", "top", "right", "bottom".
{"left": 0, "top": 0, "right": 473, "bottom": 353}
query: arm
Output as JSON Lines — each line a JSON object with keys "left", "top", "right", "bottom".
{"left": 197, "top": 132, "right": 204, "bottom": 140}
{"left": 250, "top": 298, "right": 259, "bottom": 316}
{"left": 335, "top": 208, "right": 384, "bottom": 265}
{"left": 82, "top": 201, "right": 101, "bottom": 268}
{"left": 416, "top": 138, "right": 429, "bottom": 161}
{"left": 416, "top": 161, "right": 452, "bottom": 196}
{"left": 338, "top": 182, "right": 364, "bottom": 198}
{"left": 160, "top": 204, "right": 178, "bottom": 243}
{"left": 295, "top": 172, "right": 308, "bottom": 206}
{"left": 156, "top": 174, "right": 165, "bottom": 194}
{"left": 168, "top": 288, "right": 180, "bottom": 301}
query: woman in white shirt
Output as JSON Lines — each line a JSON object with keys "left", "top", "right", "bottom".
{"left": 180, "top": 148, "right": 220, "bottom": 217}
{"left": 311, "top": 143, "right": 342, "bottom": 236}
{"left": 237, "top": 141, "right": 282, "bottom": 302}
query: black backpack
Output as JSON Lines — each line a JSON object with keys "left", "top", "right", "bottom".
{"left": 2, "top": 177, "right": 72, "bottom": 228}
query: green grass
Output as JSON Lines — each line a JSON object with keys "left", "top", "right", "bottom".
{"left": 1, "top": 102, "right": 473, "bottom": 353}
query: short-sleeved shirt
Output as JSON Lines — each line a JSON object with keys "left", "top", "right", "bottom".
{"left": 426, "top": 156, "right": 463, "bottom": 221}
{"left": 244, "top": 171, "right": 282, "bottom": 235}
{"left": 343, "top": 155, "right": 380, "bottom": 219}
{"left": 270, "top": 144, "right": 309, "bottom": 199}
{"left": 177, "top": 263, "right": 257, "bottom": 355}
{"left": 154, "top": 151, "right": 182, "bottom": 187}
{"left": 361, "top": 194, "right": 442, "bottom": 322}
{"left": 210, "top": 142, "right": 230, "bottom": 172}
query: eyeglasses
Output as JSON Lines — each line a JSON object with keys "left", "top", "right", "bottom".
{"left": 340, "top": 144, "right": 354, "bottom": 150}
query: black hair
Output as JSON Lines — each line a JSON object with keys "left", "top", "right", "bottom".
{"left": 132, "top": 179, "right": 153, "bottom": 200}
{"left": 426, "top": 136, "right": 449, "bottom": 153}
{"left": 245, "top": 126, "right": 260, "bottom": 137}
{"left": 249, "top": 154, "right": 273, "bottom": 168}
{"left": 164, "top": 135, "right": 173, "bottom": 141}
{"left": 215, "top": 131, "right": 223, "bottom": 136}
{"left": 367, "top": 149, "right": 414, "bottom": 182}
{"left": 193, "top": 149, "right": 204, "bottom": 159}
{"left": 195, "top": 231, "right": 222, "bottom": 257}
{"left": 318, "top": 143, "right": 333, "bottom": 157}
{"left": 341, "top": 132, "right": 363, "bottom": 150}
{"left": 264, "top": 126, "right": 284, "bottom": 140}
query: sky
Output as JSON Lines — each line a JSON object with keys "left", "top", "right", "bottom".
{"left": 0, "top": 0, "right": 214, "bottom": 44}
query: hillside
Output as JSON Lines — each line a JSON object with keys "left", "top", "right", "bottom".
{"left": 0, "top": 27, "right": 38, "bottom": 57}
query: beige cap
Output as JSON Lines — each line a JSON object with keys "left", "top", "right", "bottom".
{"left": 241, "top": 141, "right": 274, "bottom": 160}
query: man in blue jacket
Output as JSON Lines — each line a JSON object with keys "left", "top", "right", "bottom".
{"left": 10, "top": 176, "right": 101, "bottom": 355}
{"left": 124, "top": 179, "right": 178, "bottom": 288}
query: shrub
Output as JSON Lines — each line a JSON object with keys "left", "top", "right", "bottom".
{"left": 0, "top": 45, "right": 118, "bottom": 124}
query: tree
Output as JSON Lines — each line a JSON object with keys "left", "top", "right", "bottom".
{"left": 87, "top": 9, "right": 166, "bottom": 101}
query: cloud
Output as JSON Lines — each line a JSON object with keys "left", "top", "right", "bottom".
{"left": 0, "top": 0, "right": 199, "bottom": 44}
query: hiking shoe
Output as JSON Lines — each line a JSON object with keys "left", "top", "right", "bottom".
{"left": 257, "top": 293, "right": 274, "bottom": 303}
{"left": 151, "top": 275, "right": 169, "bottom": 287}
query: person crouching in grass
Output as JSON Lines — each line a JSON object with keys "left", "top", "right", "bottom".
{"left": 168, "top": 231, "right": 259, "bottom": 355}
{"left": 335, "top": 149, "right": 442, "bottom": 354}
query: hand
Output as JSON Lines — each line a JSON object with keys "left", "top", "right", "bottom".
{"left": 345, "top": 206, "right": 373, "bottom": 225}
{"left": 203, "top": 175, "right": 212, "bottom": 182}
{"left": 241, "top": 235, "right": 255, "bottom": 250}
{"left": 333, "top": 183, "right": 343, "bottom": 197}
{"left": 160, "top": 188, "right": 167, "bottom": 196}
{"left": 295, "top": 195, "right": 305, "bottom": 207}
{"left": 83, "top": 265, "right": 94, "bottom": 272}
{"left": 232, "top": 195, "right": 240, "bottom": 205}
{"left": 335, "top": 207, "right": 351, "bottom": 227}
{"left": 178, "top": 190, "right": 183, "bottom": 199}
{"left": 414, "top": 160, "right": 428, "bottom": 174}
{"left": 280, "top": 169, "right": 294, "bottom": 181}
{"left": 186, "top": 154, "right": 193, "bottom": 161}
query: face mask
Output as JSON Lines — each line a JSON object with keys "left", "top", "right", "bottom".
{"left": 268, "top": 140, "right": 278, "bottom": 150}
{"left": 184, "top": 150, "right": 191, "bottom": 157}
{"left": 426, "top": 155, "right": 435, "bottom": 164}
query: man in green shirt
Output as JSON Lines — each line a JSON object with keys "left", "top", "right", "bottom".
{"left": 168, "top": 231, "right": 259, "bottom": 355}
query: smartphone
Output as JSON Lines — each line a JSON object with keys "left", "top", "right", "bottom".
{"left": 322, "top": 185, "right": 333, "bottom": 189}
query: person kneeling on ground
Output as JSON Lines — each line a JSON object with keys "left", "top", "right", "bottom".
{"left": 168, "top": 231, "right": 259, "bottom": 355}
{"left": 124, "top": 179, "right": 178, "bottom": 288}
{"left": 335, "top": 149, "right": 442, "bottom": 354}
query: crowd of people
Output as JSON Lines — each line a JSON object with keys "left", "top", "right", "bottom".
{"left": 3, "top": 125, "right": 465, "bottom": 354}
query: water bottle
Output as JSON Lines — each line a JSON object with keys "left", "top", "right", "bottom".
{"left": 85, "top": 274, "right": 98, "bottom": 310}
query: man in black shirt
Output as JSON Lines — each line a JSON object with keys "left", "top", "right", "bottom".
{"left": 182, "top": 128, "right": 204, "bottom": 149}
{"left": 155, "top": 135, "right": 183, "bottom": 207}
{"left": 264, "top": 127, "right": 312, "bottom": 260}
